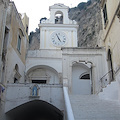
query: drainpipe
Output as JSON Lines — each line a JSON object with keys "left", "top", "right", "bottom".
{"left": 63, "top": 87, "right": 75, "bottom": 120}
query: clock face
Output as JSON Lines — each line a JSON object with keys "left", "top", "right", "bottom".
{"left": 51, "top": 31, "right": 67, "bottom": 47}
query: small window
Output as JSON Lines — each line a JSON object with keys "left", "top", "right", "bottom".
{"left": 17, "top": 35, "right": 21, "bottom": 52}
{"left": 15, "top": 64, "right": 19, "bottom": 72}
{"left": 26, "top": 25, "right": 28, "bottom": 34}
{"left": 14, "top": 64, "right": 21, "bottom": 83}
{"left": 32, "top": 80, "right": 46, "bottom": 84}
{"left": 80, "top": 74, "right": 90, "bottom": 79}
{"left": 103, "top": 4, "right": 108, "bottom": 26}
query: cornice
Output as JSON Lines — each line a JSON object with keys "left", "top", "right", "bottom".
{"left": 39, "top": 24, "right": 79, "bottom": 28}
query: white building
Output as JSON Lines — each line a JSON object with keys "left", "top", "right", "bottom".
{"left": 4, "top": 3, "right": 109, "bottom": 120}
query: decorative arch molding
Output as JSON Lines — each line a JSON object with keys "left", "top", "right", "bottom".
{"left": 71, "top": 60, "right": 92, "bottom": 69}
{"left": 79, "top": 72, "right": 90, "bottom": 80}
{"left": 26, "top": 65, "right": 59, "bottom": 76}
{"left": 26, "top": 64, "right": 60, "bottom": 74}
{"left": 25, "top": 65, "right": 61, "bottom": 84}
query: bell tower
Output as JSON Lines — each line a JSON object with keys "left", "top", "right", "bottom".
{"left": 39, "top": 3, "right": 78, "bottom": 49}
{"left": 49, "top": 3, "right": 70, "bottom": 24}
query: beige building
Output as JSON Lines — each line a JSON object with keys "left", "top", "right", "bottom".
{"left": 0, "top": 0, "right": 10, "bottom": 119}
{"left": 99, "top": 0, "right": 120, "bottom": 101}
{"left": 0, "top": 0, "right": 9, "bottom": 89}
{"left": 0, "top": 1, "right": 29, "bottom": 119}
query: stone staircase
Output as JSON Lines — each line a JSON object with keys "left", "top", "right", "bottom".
{"left": 99, "top": 81, "right": 119, "bottom": 101}
{"left": 69, "top": 94, "right": 120, "bottom": 120}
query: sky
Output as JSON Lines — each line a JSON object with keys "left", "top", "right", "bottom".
{"left": 11, "top": 0, "right": 87, "bottom": 34}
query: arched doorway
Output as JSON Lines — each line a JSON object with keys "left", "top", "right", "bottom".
{"left": 6, "top": 100, "right": 63, "bottom": 120}
{"left": 72, "top": 63, "right": 91, "bottom": 95}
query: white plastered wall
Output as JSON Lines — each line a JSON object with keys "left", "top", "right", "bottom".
{"left": 5, "top": 44, "right": 25, "bottom": 83}
{"left": 62, "top": 48, "right": 108, "bottom": 94}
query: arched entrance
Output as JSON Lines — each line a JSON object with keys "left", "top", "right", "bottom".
{"left": 72, "top": 63, "right": 91, "bottom": 95}
{"left": 6, "top": 100, "right": 63, "bottom": 120}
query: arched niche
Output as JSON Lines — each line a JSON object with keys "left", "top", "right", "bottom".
{"left": 30, "top": 84, "right": 40, "bottom": 97}
{"left": 14, "top": 64, "right": 21, "bottom": 83}
{"left": 26, "top": 65, "right": 61, "bottom": 85}
{"left": 55, "top": 11, "right": 63, "bottom": 24}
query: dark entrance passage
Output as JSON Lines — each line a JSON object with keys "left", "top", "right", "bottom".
{"left": 6, "top": 100, "right": 63, "bottom": 120}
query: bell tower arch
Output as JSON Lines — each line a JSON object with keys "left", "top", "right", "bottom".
{"left": 49, "top": 3, "right": 70, "bottom": 24}
{"left": 39, "top": 3, "right": 78, "bottom": 49}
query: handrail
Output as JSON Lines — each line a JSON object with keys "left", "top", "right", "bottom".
{"left": 100, "top": 69, "right": 114, "bottom": 89}
{"left": 63, "top": 87, "right": 75, "bottom": 120}
{"left": 100, "top": 69, "right": 113, "bottom": 81}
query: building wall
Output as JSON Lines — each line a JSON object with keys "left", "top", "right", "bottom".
{"left": 21, "top": 13, "right": 29, "bottom": 52}
{"left": 101, "top": 0, "right": 120, "bottom": 74}
{"left": 39, "top": 26, "right": 78, "bottom": 49}
{"left": 8, "top": 3, "right": 26, "bottom": 65}
{"left": 26, "top": 47, "right": 108, "bottom": 95}
{"left": 21, "top": 13, "right": 29, "bottom": 35}
{"left": 4, "top": 2, "right": 28, "bottom": 84}
{"left": 0, "top": 1, "right": 10, "bottom": 120}
{"left": 5, "top": 44, "right": 26, "bottom": 83}
{"left": 0, "top": 0, "right": 9, "bottom": 58}
{"left": 0, "top": 2, "right": 27, "bottom": 120}
{"left": 100, "top": 0, "right": 120, "bottom": 101}
{"left": 5, "top": 84, "right": 65, "bottom": 113}
{"left": 62, "top": 47, "right": 108, "bottom": 94}
{"left": 0, "top": 0, "right": 9, "bottom": 83}
{"left": 26, "top": 49, "right": 62, "bottom": 75}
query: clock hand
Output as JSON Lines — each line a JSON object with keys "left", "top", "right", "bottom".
{"left": 56, "top": 34, "right": 61, "bottom": 42}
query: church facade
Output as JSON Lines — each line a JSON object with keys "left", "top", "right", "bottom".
{"left": 1, "top": 1, "right": 119, "bottom": 120}
{"left": 5, "top": 3, "right": 108, "bottom": 120}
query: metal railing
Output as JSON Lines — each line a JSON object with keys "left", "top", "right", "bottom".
{"left": 100, "top": 69, "right": 114, "bottom": 88}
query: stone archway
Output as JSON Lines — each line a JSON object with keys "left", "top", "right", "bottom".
{"left": 6, "top": 100, "right": 63, "bottom": 120}
{"left": 26, "top": 65, "right": 62, "bottom": 84}
{"left": 72, "top": 63, "right": 91, "bottom": 95}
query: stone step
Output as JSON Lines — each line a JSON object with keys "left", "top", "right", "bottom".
{"left": 69, "top": 95, "right": 120, "bottom": 120}
{"left": 99, "top": 81, "right": 119, "bottom": 101}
